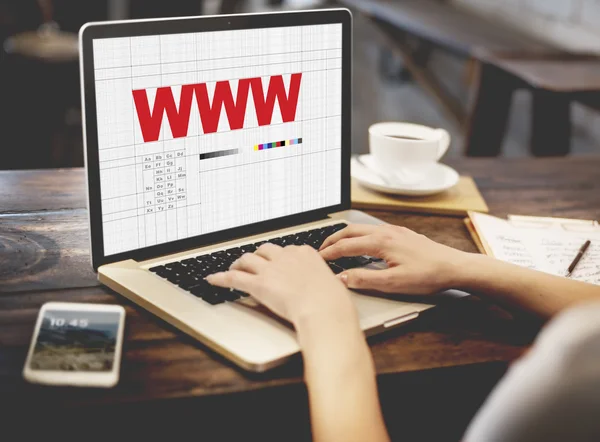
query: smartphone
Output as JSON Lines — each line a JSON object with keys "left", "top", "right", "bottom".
{"left": 23, "top": 302, "right": 126, "bottom": 388}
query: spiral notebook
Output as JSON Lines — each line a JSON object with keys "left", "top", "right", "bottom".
{"left": 466, "top": 212, "right": 600, "bottom": 285}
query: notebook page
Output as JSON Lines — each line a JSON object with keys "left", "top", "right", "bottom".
{"left": 570, "top": 243, "right": 600, "bottom": 284}
{"left": 537, "top": 232, "right": 600, "bottom": 284}
{"left": 470, "top": 213, "right": 539, "bottom": 270}
{"left": 470, "top": 212, "right": 600, "bottom": 285}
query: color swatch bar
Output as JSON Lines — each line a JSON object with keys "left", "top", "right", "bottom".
{"left": 254, "top": 138, "right": 303, "bottom": 151}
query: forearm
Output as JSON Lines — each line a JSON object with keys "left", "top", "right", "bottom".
{"left": 457, "top": 254, "right": 600, "bottom": 319}
{"left": 296, "top": 309, "right": 390, "bottom": 442}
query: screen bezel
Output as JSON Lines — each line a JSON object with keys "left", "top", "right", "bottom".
{"left": 80, "top": 9, "right": 353, "bottom": 270}
{"left": 23, "top": 302, "right": 125, "bottom": 387}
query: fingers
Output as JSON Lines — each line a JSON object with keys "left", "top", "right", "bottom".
{"left": 207, "top": 270, "right": 257, "bottom": 292}
{"left": 319, "top": 235, "right": 382, "bottom": 261}
{"left": 320, "top": 224, "right": 380, "bottom": 251}
{"left": 230, "top": 252, "right": 268, "bottom": 274}
{"left": 338, "top": 268, "right": 396, "bottom": 293}
{"left": 255, "top": 243, "right": 283, "bottom": 260}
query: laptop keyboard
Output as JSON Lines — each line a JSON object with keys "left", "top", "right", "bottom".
{"left": 148, "top": 223, "right": 380, "bottom": 305}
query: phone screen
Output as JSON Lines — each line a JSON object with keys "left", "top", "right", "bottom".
{"left": 29, "top": 309, "right": 121, "bottom": 372}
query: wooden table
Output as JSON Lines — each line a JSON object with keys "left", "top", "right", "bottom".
{"left": 466, "top": 53, "right": 600, "bottom": 157}
{"left": 336, "top": 0, "right": 558, "bottom": 127}
{"left": 2, "top": 158, "right": 600, "bottom": 440}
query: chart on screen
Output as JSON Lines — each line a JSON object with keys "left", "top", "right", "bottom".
{"left": 93, "top": 24, "right": 343, "bottom": 256}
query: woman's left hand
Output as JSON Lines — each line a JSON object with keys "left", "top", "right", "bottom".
{"left": 209, "top": 243, "right": 389, "bottom": 442}
{"left": 207, "top": 243, "right": 358, "bottom": 330}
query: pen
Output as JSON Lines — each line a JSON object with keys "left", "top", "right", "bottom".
{"left": 566, "top": 240, "right": 591, "bottom": 277}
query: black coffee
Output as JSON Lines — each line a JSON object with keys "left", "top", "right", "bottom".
{"left": 386, "top": 135, "right": 424, "bottom": 141}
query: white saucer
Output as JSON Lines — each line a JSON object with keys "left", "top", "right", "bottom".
{"left": 351, "top": 154, "right": 459, "bottom": 196}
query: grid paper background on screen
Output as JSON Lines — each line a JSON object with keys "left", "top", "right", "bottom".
{"left": 93, "top": 24, "right": 343, "bottom": 256}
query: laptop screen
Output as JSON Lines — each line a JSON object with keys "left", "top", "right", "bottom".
{"left": 92, "top": 23, "right": 343, "bottom": 256}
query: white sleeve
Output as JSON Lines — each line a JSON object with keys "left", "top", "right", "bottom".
{"left": 464, "top": 302, "right": 600, "bottom": 442}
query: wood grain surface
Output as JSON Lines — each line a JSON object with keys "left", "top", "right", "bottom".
{"left": 491, "top": 56, "right": 600, "bottom": 92}
{"left": 1, "top": 158, "right": 599, "bottom": 435}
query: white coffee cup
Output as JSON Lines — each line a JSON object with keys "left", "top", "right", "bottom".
{"left": 369, "top": 122, "right": 450, "bottom": 183}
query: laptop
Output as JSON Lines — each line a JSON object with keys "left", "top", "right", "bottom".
{"left": 79, "top": 9, "right": 433, "bottom": 372}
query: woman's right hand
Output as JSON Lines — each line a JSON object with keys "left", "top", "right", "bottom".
{"left": 319, "top": 224, "right": 474, "bottom": 295}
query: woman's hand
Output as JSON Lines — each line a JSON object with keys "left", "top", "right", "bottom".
{"left": 320, "top": 224, "right": 473, "bottom": 295}
{"left": 206, "top": 243, "right": 357, "bottom": 329}
{"left": 209, "top": 243, "right": 390, "bottom": 442}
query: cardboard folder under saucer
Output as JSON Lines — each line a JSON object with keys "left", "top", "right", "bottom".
{"left": 351, "top": 177, "right": 488, "bottom": 217}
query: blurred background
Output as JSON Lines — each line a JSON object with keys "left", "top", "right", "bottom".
{"left": 1, "top": 0, "right": 599, "bottom": 170}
